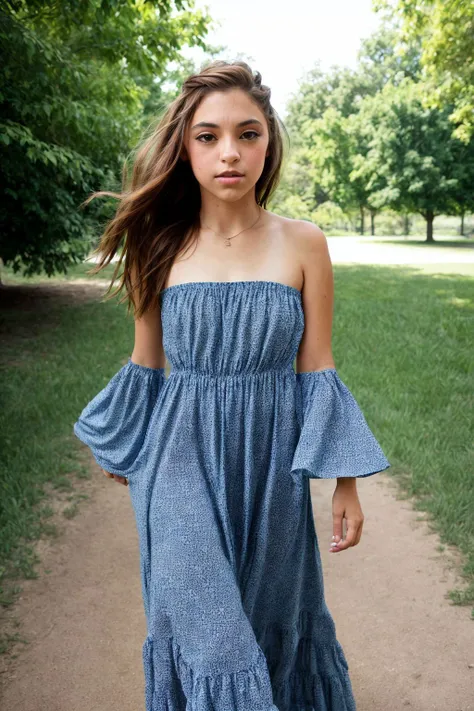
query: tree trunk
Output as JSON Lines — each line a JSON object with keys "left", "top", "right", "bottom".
{"left": 370, "top": 210, "right": 376, "bottom": 236}
{"left": 360, "top": 205, "right": 365, "bottom": 235}
{"left": 425, "top": 210, "right": 435, "bottom": 242}
{"left": 404, "top": 213, "right": 410, "bottom": 236}
{"left": 460, "top": 210, "right": 465, "bottom": 236}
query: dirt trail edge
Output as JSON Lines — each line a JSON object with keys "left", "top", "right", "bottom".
{"left": 0, "top": 461, "right": 472, "bottom": 710}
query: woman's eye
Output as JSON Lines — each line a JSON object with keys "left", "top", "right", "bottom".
{"left": 242, "top": 130, "right": 260, "bottom": 140}
{"left": 196, "top": 133, "right": 212, "bottom": 143}
{"left": 196, "top": 133, "right": 215, "bottom": 143}
{"left": 196, "top": 131, "right": 260, "bottom": 143}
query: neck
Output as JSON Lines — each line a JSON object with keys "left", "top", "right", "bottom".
{"left": 199, "top": 195, "right": 263, "bottom": 237}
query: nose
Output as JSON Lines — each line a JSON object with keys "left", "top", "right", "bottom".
{"left": 220, "top": 139, "right": 240, "bottom": 162}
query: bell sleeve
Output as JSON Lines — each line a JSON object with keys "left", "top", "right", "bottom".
{"left": 290, "top": 367, "right": 390, "bottom": 480}
{"left": 73, "top": 358, "right": 166, "bottom": 479}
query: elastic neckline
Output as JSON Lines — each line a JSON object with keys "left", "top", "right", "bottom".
{"left": 159, "top": 280, "right": 302, "bottom": 298}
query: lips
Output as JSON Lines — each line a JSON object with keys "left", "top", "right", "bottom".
{"left": 216, "top": 171, "right": 244, "bottom": 177}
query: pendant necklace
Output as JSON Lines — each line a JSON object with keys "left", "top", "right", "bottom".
{"left": 201, "top": 206, "right": 263, "bottom": 247}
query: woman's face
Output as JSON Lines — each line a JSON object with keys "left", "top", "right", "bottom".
{"left": 181, "top": 88, "right": 270, "bottom": 202}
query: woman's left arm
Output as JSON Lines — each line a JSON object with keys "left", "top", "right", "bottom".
{"left": 292, "top": 220, "right": 390, "bottom": 554}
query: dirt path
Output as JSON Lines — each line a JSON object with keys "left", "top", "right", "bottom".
{"left": 0, "top": 458, "right": 472, "bottom": 711}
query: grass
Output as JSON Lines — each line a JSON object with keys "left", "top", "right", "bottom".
{"left": 0, "top": 266, "right": 133, "bottom": 616}
{"left": 333, "top": 265, "right": 473, "bottom": 614}
{"left": 3, "top": 259, "right": 118, "bottom": 283}
{"left": 0, "top": 260, "right": 473, "bottom": 628}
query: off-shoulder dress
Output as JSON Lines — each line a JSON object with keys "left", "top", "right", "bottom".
{"left": 74, "top": 280, "right": 390, "bottom": 711}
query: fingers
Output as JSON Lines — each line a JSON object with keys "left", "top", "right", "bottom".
{"left": 330, "top": 518, "right": 363, "bottom": 553}
{"left": 101, "top": 469, "right": 128, "bottom": 486}
{"left": 332, "top": 515, "right": 343, "bottom": 546}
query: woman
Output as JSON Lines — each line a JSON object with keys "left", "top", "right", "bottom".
{"left": 74, "top": 60, "right": 390, "bottom": 711}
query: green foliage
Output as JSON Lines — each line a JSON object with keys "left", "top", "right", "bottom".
{"left": 276, "top": 18, "right": 474, "bottom": 241}
{"left": 350, "top": 80, "right": 472, "bottom": 223}
{"left": 311, "top": 201, "right": 349, "bottom": 234}
{"left": 0, "top": 0, "right": 213, "bottom": 276}
{"left": 372, "top": 0, "right": 474, "bottom": 142}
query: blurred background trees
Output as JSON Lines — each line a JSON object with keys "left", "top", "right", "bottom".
{"left": 1, "top": 0, "right": 473, "bottom": 279}
{"left": 280, "top": 5, "right": 474, "bottom": 241}
{"left": 0, "top": 0, "right": 215, "bottom": 276}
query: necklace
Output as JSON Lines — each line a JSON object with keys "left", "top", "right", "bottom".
{"left": 201, "top": 206, "right": 263, "bottom": 247}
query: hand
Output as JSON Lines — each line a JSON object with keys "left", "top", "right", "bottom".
{"left": 329, "top": 479, "right": 364, "bottom": 553}
{"left": 101, "top": 468, "right": 128, "bottom": 486}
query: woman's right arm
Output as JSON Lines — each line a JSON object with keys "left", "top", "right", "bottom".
{"left": 74, "top": 265, "right": 167, "bottom": 486}
{"left": 107, "top": 274, "right": 166, "bottom": 484}
{"left": 129, "top": 294, "right": 166, "bottom": 371}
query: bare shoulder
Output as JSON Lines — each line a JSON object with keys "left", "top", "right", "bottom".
{"left": 278, "top": 216, "right": 330, "bottom": 281}
{"left": 267, "top": 212, "right": 326, "bottom": 249}
{"left": 281, "top": 220, "right": 335, "bottom": 371}
{"left": 290, "top": 219, "right": 328, "bottom": 255}
{"left": 292, "top": 220, "right": 331, "bottom": 282}
{"left": 262, "top": 212, "right": 330, "bottom": 290}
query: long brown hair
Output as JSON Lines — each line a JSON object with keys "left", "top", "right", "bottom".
{"left": 82, "top": 59, "right": 289, "bottom": 318}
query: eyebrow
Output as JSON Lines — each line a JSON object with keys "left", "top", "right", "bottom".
{"left": 191, "top": 119, "right": 264, "bottom": 130}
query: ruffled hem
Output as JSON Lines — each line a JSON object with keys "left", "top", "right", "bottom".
{"left": 290, "top": 368, "right": 390, "bottom": 480}
{"left": 142, "top": 608, "right": 356, "bottom": 711}
{"left": 257, "top": 609, "right": 356, "bottom": 711}
{"left": 143, "top": 635, "right": 278, "bottom": 711}
{"left": 73, "top": 358, "right": 166, "bottom": 479}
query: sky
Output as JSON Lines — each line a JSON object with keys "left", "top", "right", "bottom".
{"left": 177, "top": 0, "right": 384, "bottom": 119}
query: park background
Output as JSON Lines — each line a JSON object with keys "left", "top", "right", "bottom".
{"left": 0, "top": 1, "right": 473, "bottom": 709}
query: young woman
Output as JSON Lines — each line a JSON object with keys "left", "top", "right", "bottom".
{"left": 74, "top": 60, "right": 390, "bottom": 711}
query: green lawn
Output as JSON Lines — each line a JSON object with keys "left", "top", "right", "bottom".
{"left": 0, "top": 263, "right": 473, "bottom": 628}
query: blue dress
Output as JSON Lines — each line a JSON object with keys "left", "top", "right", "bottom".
{"left": 74, "top": 280, "right": 390, "bottom": 711}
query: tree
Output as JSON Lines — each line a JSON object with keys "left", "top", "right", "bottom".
{"left": 279, "top": 22, "right": 474, "bottom": 239}
{"left": 353, "top": 79, "right": 473, "bottom": 241}
{"left": 0, "top": 0, "right": 213, "bottom": 277}
{"left": 373, "top": 0, "right": 474, "bottom": 142}
{"left": 283, "top": 26, "right": 425, "bottom": 233}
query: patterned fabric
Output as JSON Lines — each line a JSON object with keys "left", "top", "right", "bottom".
{"left": 291, "top": 368, "right": 390, "bottom": 480}
{"left": 73, "top": 280, "right": 391, "bottom": 711}
{"left": 74, "top": 359, "right": 166, "bottom": 478}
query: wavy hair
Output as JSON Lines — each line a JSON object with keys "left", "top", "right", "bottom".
{"left": 82, "top": 59, "right": 289, "bottom": 318}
